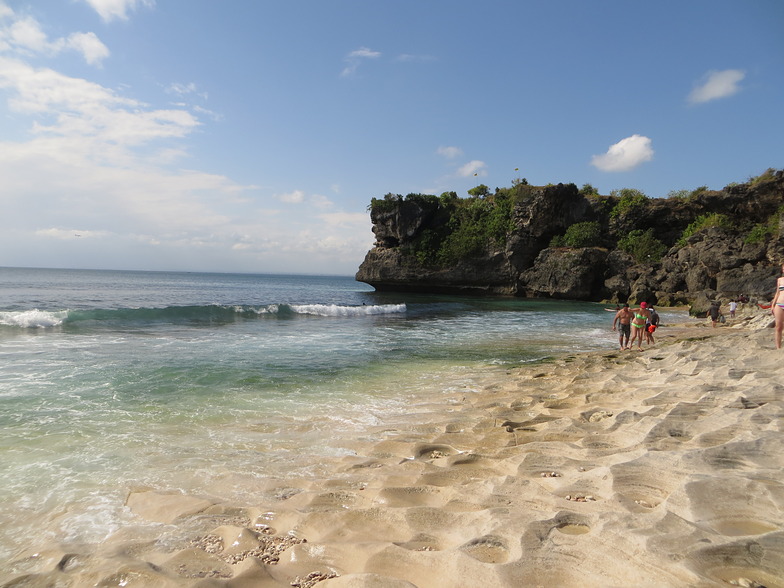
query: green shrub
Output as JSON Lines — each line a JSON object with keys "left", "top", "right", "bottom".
{"left": 610, "top": 188, "right": 649, "bottom": 218}
{"left": 368, "top": 193, "right": 402, "bottom": 214}
{"left": 667, "top": 189, "right": 690, "bottom": 200}
{"left": 744, "top": 205, "right": 784, "bottom": 244}
{"left": 439, "top": 191, "right": 458, "bottom": 205}
{"left": 404, "top": 193, "right": 439, "bottom": 208}
{"left": 467, "top": 184, "right": 490, "bottom": 198}
{"left": 690, "top": 185, "right": 709, "bottom": 198}
{"left": 562, "top": 221, "right": 602, "bottom": 247}
{"left": 617, "top": 229, "right": 667, "bottom": 263}
{"left": 580, "top": 183, "right": 599, "bottom": 196}
{"left": 400, "top": 192, "right": 517, "bottom": 267}
{"left": 677, "top": 213, "right": 731, "bottom": 246}
{"left": 748, "top": 168, "right": 777, "bottom": 187}
{"left": 744, "top": 223, "right": 772, "bottom": 244}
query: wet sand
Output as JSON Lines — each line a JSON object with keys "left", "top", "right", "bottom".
{"left": 4, "top": 312, "right": 783, "bottom": 588}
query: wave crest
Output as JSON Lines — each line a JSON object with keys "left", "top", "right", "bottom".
{"left": 290, "top": 303, "right": 407, "bottom": 317}
{"left": 0, "top": 310, "right": 67, "bottom": 328}
{"left": 0, "top": 303, "right": 406, "bottom": 328}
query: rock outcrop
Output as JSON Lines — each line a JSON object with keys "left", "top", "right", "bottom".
{"left": 356, "top": 170, "right": 784, "bottom": 310}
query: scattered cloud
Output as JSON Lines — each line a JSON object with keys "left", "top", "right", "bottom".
{"left": 0, "top": 12, "right": 110, "bottom": 66}
{"left": 166, "top": 81, "right": 209, "bottom": 101}
{"left": 277, "top": 189, "right": 305, "bottom": 204}
{"left": 81, "top": 0, "right": 154, "bottom": 22}
{"left": 6, "top": 15, "right": 49, "bottom": 52}
{"left": 688, "top": 69, "right": 745, "bottom": 104}
{"left": 166, "top": 82, "right": 196, "bottom": 95}
{"left": 310, "top": 194, "right": 334, "bottom": 210}
{"left": 457, "top": 160, "right": 487, "bottom": 177}
{"left": 341, "top": 46, "right": 381, "bottom": 77}
{"left": 437, "top": 145, "right": 463, "bottom": 159}
{"left": 591, "top": 134, "right": 653, "bottom": 172}
{"left": 277, "top": 190, "right": 334, "bottom": 211}
{"left": 64, "top": 32, "right": 110, "bottom": 66}
{"left": 319, "top": 211, "right": 367, "bottom": 228}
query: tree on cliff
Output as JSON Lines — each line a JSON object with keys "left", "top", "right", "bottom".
{"left": 467, "top": 184, "right": 490, "bottom": 198}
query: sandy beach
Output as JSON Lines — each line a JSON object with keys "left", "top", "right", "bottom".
{"left": 4, "top": 313, "right": 783, "bottom": 588}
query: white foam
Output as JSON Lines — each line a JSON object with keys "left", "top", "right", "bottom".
{"left": 0, "top": 309, "right": 67, "bottom": 328}
{"left": 290, "top": 303, "right": 406, "bottom": 317}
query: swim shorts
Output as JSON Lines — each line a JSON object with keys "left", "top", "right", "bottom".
{"left": 621, "top": 324, "right": 631, "bottom": 337}
{"left": 647, "top": 325, "right": 657, "bottom": 333}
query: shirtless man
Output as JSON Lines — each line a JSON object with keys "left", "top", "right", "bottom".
{"left": 612, "top": 303, "right": 634, "bottom": 350}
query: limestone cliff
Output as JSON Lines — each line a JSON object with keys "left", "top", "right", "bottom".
{"left": 356, "top": 170, "right": 784, "bottom": 308}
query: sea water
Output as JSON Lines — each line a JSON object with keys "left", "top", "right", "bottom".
{"left": 0, "top": 267, "right": 627, "bottom": 570}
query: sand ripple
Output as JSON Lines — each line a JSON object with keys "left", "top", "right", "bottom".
{"left": 3, "top": 325, "right": 783, "bottom": 587}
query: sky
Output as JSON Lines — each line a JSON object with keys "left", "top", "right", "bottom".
{"left": 0, "top": 1, "right": 782, "bottom": 276}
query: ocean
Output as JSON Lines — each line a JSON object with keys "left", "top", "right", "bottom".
{"left": 0, "top": 267, "right": 630, "bottom": 572}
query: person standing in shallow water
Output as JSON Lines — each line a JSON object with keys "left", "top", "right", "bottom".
{"left": 770, "top": 263, "right": 784, "bottom": 349}
{"left": 612, "top": 303, "right": 633, "bottom": 350}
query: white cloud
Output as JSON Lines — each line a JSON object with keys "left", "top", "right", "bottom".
{"left": 688, "top": 69, "right": 745, "bottom": 104}
{"left": 437, "top": 145, "right": 462, "bottom": 159}
{"left": 7, "top": 16, "right": 49, "bottom": 52}
{"left": 0, "top": 14, "right": 371, "bottom": 275}
{"left": 0, "top": 12, "right": 110, "bottom": 66}
{"left": 591, "top": 134, "right": 653, "bottom": 172}
{"left": 277, "top": 191, "right": 334, "bottom": 210}
{"left": 63, "top": 32, "right": 110, "bottom": 66}
{"left": 0, "top": 57, "right": 199, "bottom": 155}
{"left": 348, "top": 47, "right": 380, "bottom": 59}
{"left": 310, "top": 194, "right": 333, "bottom": 210}
{"left": 341, "top": 46, "right": 381, "bottom": 77}
{"left": 278, "top": 189, "right": 305, "bottom": 204}
{"left": 81, "top": 0, "right": 154, "bottom": 22}
{"left": 166, "top": 82, "right": 197, "bottom": 95}
{"left": 458, "top": 160, "right": 487, "bottom": 177}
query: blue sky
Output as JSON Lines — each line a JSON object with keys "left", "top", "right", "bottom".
{"left": 0, "top": 0, "right": 782, "bottom": 275}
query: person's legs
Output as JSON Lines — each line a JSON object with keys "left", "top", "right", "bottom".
{"left": 630, "top": 326, "right": 642, "bottom": 350}
{"left": 774, "top": 305, "right": 784, "bottom": 349}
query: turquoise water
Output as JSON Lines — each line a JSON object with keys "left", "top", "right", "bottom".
{"left": 0, "top": 267, "right": 621, "bottom": 568}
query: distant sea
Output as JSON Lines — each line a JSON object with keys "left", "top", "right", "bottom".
{"left": 0, "top": 267, "right": 631, "bottom": 567}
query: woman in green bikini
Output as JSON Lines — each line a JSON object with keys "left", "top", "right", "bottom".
{"left": 629, "top": 301, "right": 651, "bottom": 351}
{"left": 770, "top": 263, "right": 784, "bottom": 349}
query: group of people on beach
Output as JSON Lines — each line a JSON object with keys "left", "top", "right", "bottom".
{"left": 608, "top": 263, "right": 784, "bottom": 351}
{"left": 611, "top": 302, "right": 659, "bottom": 351}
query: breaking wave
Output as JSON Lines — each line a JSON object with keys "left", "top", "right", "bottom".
{"left": 0, "top": 303, "right": 407, "bottom": 329}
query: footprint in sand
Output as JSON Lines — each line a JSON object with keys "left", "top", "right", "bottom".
{"left": 459, "top": 534, "right": 509, "bottom": 564}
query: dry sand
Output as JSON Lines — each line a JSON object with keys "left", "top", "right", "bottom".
{"left": 4, "top": 314, "right": 783, "bottom": 588}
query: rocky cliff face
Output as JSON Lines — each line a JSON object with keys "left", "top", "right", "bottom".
{"left": 356, "top": 170, "right": 784, "bottom": 310}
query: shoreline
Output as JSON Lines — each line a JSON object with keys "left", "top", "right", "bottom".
{"left": 4, "top": 315, "right": 783, "bottom": 587}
